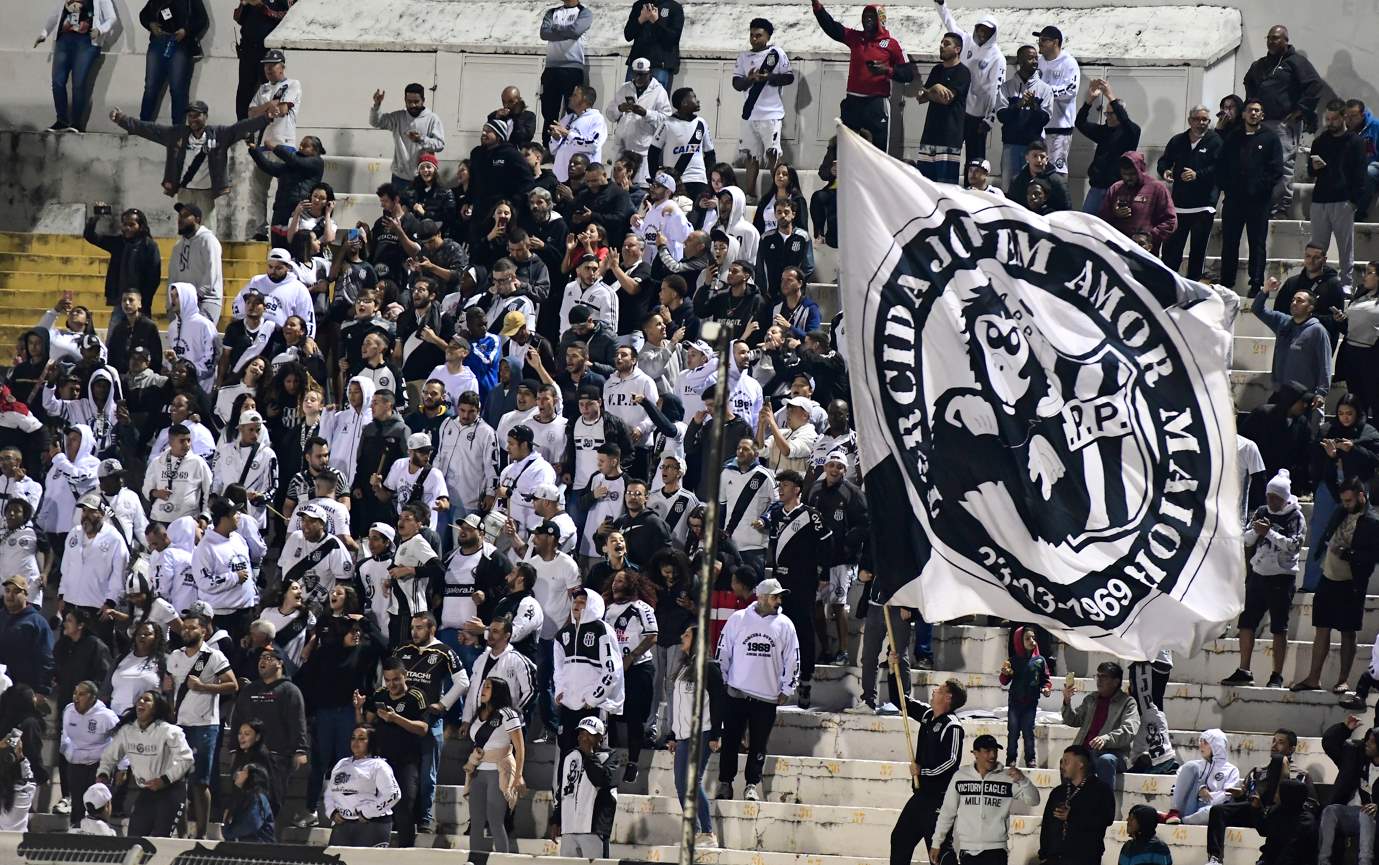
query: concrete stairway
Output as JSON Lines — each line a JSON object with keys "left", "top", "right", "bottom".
{"left": 0, "top": 232, "right": 265, "bottom": 347}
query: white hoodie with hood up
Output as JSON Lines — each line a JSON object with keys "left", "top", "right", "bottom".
{"left": 1186, "top": 728, "right": 1241, "bottom": 810}
{"left": 153, "top": 517, "right": 200, "bottom": 615}
{"left": 553, "top": 591, "right": 625, "bottom": 714}
{"left": 167, "top": 282, "right": 218, "bottom": 391}
{"left": 43, "top": 369, "right": 119, "bottom": 454}
{"left": 191, "top": 526, "right": 257, "bottom": 614}
{"left": 324, "top": 375, "right": 376, "bottom": 487}
{"left": 939, "top": 4, "right": 1004, "bottom": 124}
{"left": 719, "top": 186, "right": 759, "bottom": 263}
{"left": 37, "top": 423, "right": 99, "bottom": 534}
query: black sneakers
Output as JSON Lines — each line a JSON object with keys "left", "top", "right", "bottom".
{"left": 798, "top": 684, "right": 812, "bottom": 710}
{"left": 1220, "top": 669, "right": 1254, "bottom": 686}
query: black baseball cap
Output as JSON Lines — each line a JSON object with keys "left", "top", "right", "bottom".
{"left": 577, "top": 384, "right": 603, "bottom": 402}
{"left": 972, "top": 734, "right": 1003, "bottom": 751}
{"left": 533, "top": 521, "right": 561, "bottom": 538}
{"left": 1032, "top": 25, "right": 1063, "bottom": 42}
{"left": 508, "top": 424, "right": 535, "bottom": 445}
{"left": 262, "top": 48, "right": 286, "bottom": 64}
{"left": 173, "top": 202, "right": 202, "bottom": 218}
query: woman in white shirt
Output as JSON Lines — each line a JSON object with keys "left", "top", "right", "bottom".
{"left": 325, "top": 724, "right": 401, "bottom": 848}
{"left": 107, "top": 622, "right": 166, "bottom": 716}
{"left": 464, "top": 677, "right": 526, "bottom": 853}
{"left": 258, "top": 579, "right": 316, "bottom": 668}
{"left": 0, "top": 741, "right": 35, "bottom": 832}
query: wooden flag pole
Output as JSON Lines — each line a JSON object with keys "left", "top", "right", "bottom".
{"left": 882, "top": 605, "right": 918, "bottom": 790}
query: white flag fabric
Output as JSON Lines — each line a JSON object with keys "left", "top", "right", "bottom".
{"left": 836, "top": 125, "right": 1243, "bottom": 660}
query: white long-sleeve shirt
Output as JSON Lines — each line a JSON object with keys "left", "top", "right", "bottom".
{"left": 143, "top": 450, "right": 213, "bottom": 524}
{"left": 98, "top": 720, "right": 195, "bottom": 786}
{"left": 933, "top": 763, "right": 1041, "bottom": 851}
{"left": 210, "top": 439, "right": 279, "bottom": 528}
{"left": 191, "top": 528, "right": 257, "bottom": 613}
{"left": 324, "top": 756, "right": 401, "bottom": 820}
{"left": 606, "top": 79, "right": 672, "bottom": 185}
{"left": 433, "top": 415, "right": 499, "bottom": 511}
{"left": 602, "top": 368, "right": 658, "bottom": 441}
{"left": 1037, "top": 51, "right": 1081, "bottom": 129}
{"left": 232, "top": 273, "right": 316, "bottom": 337}
{"left": 60, "top": 523, "right": 129, "bottom": 609}
{"left": 719, "top": 460, "right": 776, "bottom": 552}
{"left": 61, "top": 700, "right": 120, "bottom": 765}
{"left": 553, "top": 108, "right": 608, "bottom": 183}
{"left": 938, "top": 3, "right": 1005, "bottom": 123}
{"left": 717, "top": 604, "right": 799, "bottom": 701}
{"left": 279, "top": 532, "right": 354, "bottom": 611}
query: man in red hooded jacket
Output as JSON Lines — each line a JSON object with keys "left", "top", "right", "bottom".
{"left": 812, "top": 2, "right": 914, "bottom": 153}
{"left": 1099, "top": 151, "right": 1178, "bottom": 254}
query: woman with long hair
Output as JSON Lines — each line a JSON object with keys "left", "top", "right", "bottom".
{"left": 450, "top": 159, "right": 473, "bottom": 237}
{"left": 404, "top": 154, "right": 456, "bottom": 231}
{"left": 753, "top": 163, "right": 810, "bottom": 236}
{"left": 221, "top": 392, "right": 259, "bottom": 446}
{"left": 216, "top": 355, "right": 267, "bottom": 426}
{"left": 11, "top": 330, "right": 50, "bottom": 412}
{"left": 222, "top": 762, "right": 276, "bottom": 842}
{"left": 1216, "top": 94, "right": 1244, "bottom": 138}
{"left": 603, "top": 568, "right": 659, "bottom": 780}
{"left": 164, "top": 358, "right": 217, "bottom": 429}
{"left": 111, "top": 568, "right": 182, "bottom": 648}
{"left": 1335, "top": 261, "right": 1379, "bottom": 414}
{"left": 1299, "top": 392, "right": 1379, "bottom": 599}
{"left": 287, "top": 181, "right": 338, "bottom": 244}
{"left": 649, "top": 548, "right": 696, "bottom": 737}
{"left": 472, "top": 199, "right": 516, "bottom": 268}
{"left": 97, "top": 690, "right": 194, "bottom": 837}
{"left": 561, "top": 221, "right": 611, "bottom": 277}
{"left": 325, "top": 725, "right": 400, "bottom": 847}
{"left": 464, "top": 677, "right": 526, "bottom": 853}
{"left": 258, "top": 578, "right": 317, "bottom": 668}
{"left": 226, "top": 718, "right": 280, "bottom": 817}
{"left": 0, "top": 741, "right": 36, "bottom": 831}
{"left": 0, "top": 684, "right": 48, "bottom": 794}
{"left": 667, "top": 622, "right": 724, "bottom": 847}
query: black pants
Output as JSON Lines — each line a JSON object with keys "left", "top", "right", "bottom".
{"left": 783, "top": 594, "right": 817, "bottom": 684}
{"left": 1161, "top": 209, "right": 1215, "bottom": 281}
{"left": 1218, "top": 195, "right": 1270, "bottom": 290}
{"left": 393, "top": 760, "right": 420, "bottom": 847}
{"left": 963, "top": 114, "right": 989, "bottom": 166}
{"left": 128, "top": 778, "right": 187, "bottom": 838}
{"left": 891, "top": 791, "right": 949, "bottom": 865}
{"left": 329, "top": 815, "right": 393, "bottom": 847}
{"left": 841, "top": 94, "right": 890, "bottom": 154}
{"left": 540, "top": 66, "right": 586, "bottom": 150}
{"left": 66, "top": 761, "right": 99, "bottom": 828}
{"left": 718, "top": 694, "right": 777, "bottom": 785}
{"left": 612, "top": 662, "right": 655, "bottom": 765}
{"left": 1207, "top": 799, "right": 1263, "bottom": 859}
{"left": 236, "top": 41, "right": 268, "bottom": 120}
{"left": 959, "top": 850, "right": 1006, "bottom": 865}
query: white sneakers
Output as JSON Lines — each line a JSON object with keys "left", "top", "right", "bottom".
{"left": 694, "top": 832, "right": 718, "bottom": 847}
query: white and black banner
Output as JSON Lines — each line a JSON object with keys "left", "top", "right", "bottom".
{"left": 836, "top": 125, "right": 1242, "bottom": 659}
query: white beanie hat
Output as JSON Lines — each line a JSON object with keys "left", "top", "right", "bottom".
{"left": 1266, "top": 469, "right": 1292, "bottom": 500}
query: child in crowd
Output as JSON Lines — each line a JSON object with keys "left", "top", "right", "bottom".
{"left": 999, "top": 626, "right": 1051, "bottom": 768}
{"left": 1118, "top": 804, "right": 1172, "bottom": 865}
{"left": 221, "top": 763, "right": 277, "bottom": 842}
{"left": 74, "top": 782, "right": 117, "bottom": 836}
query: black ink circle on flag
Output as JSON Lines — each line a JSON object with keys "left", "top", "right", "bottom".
{"left": 870, "top": 211, "right": 1213, "bottom": 630}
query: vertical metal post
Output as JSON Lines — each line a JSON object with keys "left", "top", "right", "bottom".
{"left": 680, "top": 321, "right": 731, "bottom": 863}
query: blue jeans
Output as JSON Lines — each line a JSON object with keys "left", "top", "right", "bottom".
{"left": 309, "top": 706, "right": 356, "bottom": 809}
{"left": 1001, "top": 144, "right": 1029, "bottom": 192}
{"left": 1082, "top": 185, "right": 1108, "bottom": 216}
{"left": 1093, "top": 751, "right": 1124, "bottom": 790}
{"left": 52, "top": 32, "right": 101, "bottom": 128}
{"left": 182, "top": 725, "right": 219, "bottom": 786}
{"left": 1007, "top": 702, "right": 1037, "bottom": 765}
{"left": 625, "top": 66, "right": 673, "bottom": 91}
{"left": 912, "top": 614, "right": 933, "bottom": 661}
{"left": 673, "top": 732, "right": 713, "bottom": 834}
{"left": 140, "top": 36, "right": 193, "bottom": 124}
{"left": 417, "top": 716, "right": 444, "bottom": 825}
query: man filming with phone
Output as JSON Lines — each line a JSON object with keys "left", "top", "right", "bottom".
{"left": 606, "top": 58, "right": 671, "bottom": 192}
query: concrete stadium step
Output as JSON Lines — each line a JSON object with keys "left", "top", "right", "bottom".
{"left": 0, "top": 231, "right": 265, "bottom": 261}
{"left": 1205, "top": 256, "right": 1364, "bottom": 291}
{"left": 1232, "top": 334, "right": 1275, "bottom": 372}
{"left": 809, "top": 666, "right": 1356, "bottom": 736}
{"left": 1206, "top": 219, "right": 1379, "bottom": 262}
{"left": 1088, "top": 636, "right": 1374, "bottom": 687}
{"left": 0, "top": 250, "right": 262, "bottom": 280}
{"left": 1228, "top": 369, "right": 1350, "bottom": 410}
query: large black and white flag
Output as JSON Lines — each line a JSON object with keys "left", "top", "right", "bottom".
{"left": 837, "top": 126, "right": 1242, "bottom": 659}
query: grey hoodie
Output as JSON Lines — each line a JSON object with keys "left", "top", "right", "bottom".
{"left": 541, "top": 3, "right": 593, "bottom": 69}
{"left": 169, "top": 225, "right": 224, "bottom": 309}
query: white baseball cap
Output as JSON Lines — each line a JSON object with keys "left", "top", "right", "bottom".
{"left": 577, "top": 716, "right": 607, "bottom": 736}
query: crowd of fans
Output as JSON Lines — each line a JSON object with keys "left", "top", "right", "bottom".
{"left": 10, "top": 0, "right": 1379, "bottom": 861}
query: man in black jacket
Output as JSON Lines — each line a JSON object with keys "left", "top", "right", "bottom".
{"left": 83, "top": 206, "right": 161, "bottom": 324}
{"left": 246, "top": 136, "right": 326, "bottom": 243}
{"left": 1309, "top": 100, "right": 1370, "bottom": 293}
{"left": 469, "top": 118, "right": 536, "bottom": 234}
{"left": 1244, "top": 25, "right": 1324, "bottom": 216}
{"left": 887, "top": 671, "right": 966, "bottom": 865}
{"left": 1215, "top": 98, "right": 1283, "bottom": 297}
{"left": 488, "top": 86, "right": 538, "bottom": 147}
{"left": 1076, "top": 78, "right": 1141, "bottom": 215}
{"left": 1271, "top": 243, "right": 1346, "bottom": 347}
{"left": 107, "top": 289, "right": 164, "bottom": 375}
{"left": 571, "top": 162, "right": 633, "bottom": 246}
{"left": 807, "top": 453, "right": 866, "bottom": 665}
{"left": 351, "top": 389, "right": 409, "bottom": 534}
{"left": 1158, "top": 105, "right": 1222, "bottom": 281}
{"left": 623, "top": 0, "right": 683, "bottom": 90}
{"left": 1037, "top": 745, "right": 1117, "bottom": 865}
{"left": 1007, "top": 140, "right": 1071, "bottom": 212}
{"left": 1318, "top": 717, "right": 1379, "bottom": 865}
{"left": 228, "top": 645, "right": 309, "bottom": 818}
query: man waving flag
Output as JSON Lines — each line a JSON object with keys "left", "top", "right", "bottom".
{"left": 836, "top": 124, "right": 1242, "bottom": 660}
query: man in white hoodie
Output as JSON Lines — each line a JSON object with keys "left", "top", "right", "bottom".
{"left": 146, "top": 519, "right": 200, "bottom": 616}
{"left": 211, "top": 410, "right": 279, "bottom": 529}
{"left": 60, "top": 491, "right": 129, "bottom": 620}
{"left": 936, "top": 0, "right": 1003, "bottom": 166}
{"left": 1162, "top": 728, "right": 1241, "bottom": 825}
{"left": 1222, "top": 468, "right": 1306, "bottom": 689}
{"left": 931, "top": 734, "right": 1039, "bottom": 864}
{"left": 553, "top": 589, "right": 624, "bottom": 757}
{"left": 326, "top": 375, "right": 377, "bottom": 487}
{"left": 38, "top": 423, "right": 99, "bottom": 546}
{"left": 606, "top": 59, "right": 671, "bottom": 190}
{"left": 716, "top": 186, "right": 759, "bottom": 264}
{"left": 167, "top": 282, "right": 218, "bottom": 391}
{"left": 191, "top": 497, "right": 258, "bottom": 647}
{"left": 143, "top": 424, "right": 213, "bottom": 525}
{"left": 715, "top": 577, "right": 798, "bottom": 801}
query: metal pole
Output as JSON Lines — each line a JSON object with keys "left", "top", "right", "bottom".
{"left": 680, "top": 321, "right": 732, "bottom": 864}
